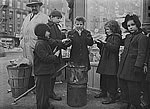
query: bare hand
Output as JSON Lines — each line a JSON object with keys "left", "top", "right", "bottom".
{"left": 62, "top": 38, "right": 71, "bottom": 44}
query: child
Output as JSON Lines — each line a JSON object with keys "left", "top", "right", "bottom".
{"left": 34, "top": 23, "right": 60, "bottom": 109}
{"left": 94, "top": 20, "right": 122, "bottom": 104}
{"left": 117, "top": 14, "right": 148, "bottom": 109}
{"left": 66, "top": 16, "right": 94, "bottom": 84}
{"left": 47, "top": 9, "right": 69, "bottom": 101}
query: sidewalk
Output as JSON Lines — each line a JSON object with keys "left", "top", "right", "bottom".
{"left": 6, "top": 83, "right": 122, "bottom": 109}
{"left": 0, "top": 48, "right": 123, "bottom": 109}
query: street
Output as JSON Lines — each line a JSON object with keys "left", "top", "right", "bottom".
{"left": 0, "top": 49, "right": 123, "bottom": 109}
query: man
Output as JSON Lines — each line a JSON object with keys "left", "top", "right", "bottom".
{"left": 20, "top": 0, "right": 49, "bottom": 89}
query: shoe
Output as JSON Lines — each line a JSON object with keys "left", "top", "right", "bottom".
{"left": 94, "top": 92, "right": 107, "bottom": 98}
{"left": 49, "top": 94, "right": 62, "bottom": 101}
{"left": 102, "top": 97, "right": 116, "bottom": 104}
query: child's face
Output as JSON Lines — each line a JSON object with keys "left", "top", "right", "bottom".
{"left": 105, "top": 26, "right": 112, "bottom": 36}
{"left": 51, "top": 16, "right": 61, "bottom": 24}
{"left": 127, "top": 20, "right": 138, "bottom": 33}
{"left": 74, "top": 21, "right": 84, "bottom": 30}
{"left": 45, "top": 31, "right": 50, "bottom": 38}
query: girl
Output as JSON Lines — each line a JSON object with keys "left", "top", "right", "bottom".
{"left": 118, "top": 14, "right": 148, "bottom": 109}
{"left": 94, "top": 20, "right": 122, "bottom": 104}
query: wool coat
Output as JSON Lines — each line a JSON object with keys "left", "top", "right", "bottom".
{"left": 47, "top": 21, "right": 66, "bottom": 75}
{"left": 145, "top": 37, "right": 150, "bottom": 82}
{"left": 67, "top": 29, "right": 94, "bottom": 70}
{"left": 34, "top": 39, "right": 58, "bottom": 76}
{"left": 117, "top": 31, "right": 148, "bottom": 82}
{"left": 96, "top": 33, "right": 122, "bottom": 75}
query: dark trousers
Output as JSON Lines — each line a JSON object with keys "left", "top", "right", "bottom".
{"left": 142, "top": 80, "right": 150, "bottom": 105}
{"left": 119, "top": 79, "right": 141, "bottom": 106}
{"left": 50, "top": 77, "right": 56, "bottom": 96}
{"left": 36, "top": 75, "right": 51, "bottom": 109}
{"left": 100, "top": 74, "right": 118, "bottom": 98}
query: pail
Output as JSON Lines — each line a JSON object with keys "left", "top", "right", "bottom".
{"left": 67, "top": 83, "right": 87, "bottom": 107}
{"left": 7, "top": 64, "right": 32, "bottom": 98}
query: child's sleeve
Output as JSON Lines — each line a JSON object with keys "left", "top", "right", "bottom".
{"left": 35, "top": 42, "right": 58, "bottom": 63}
{"left": 85, "top": 31, "right": 94, "bottom": 46}
{"left": 104, "top": 36, "right": 121, "bottom": 53}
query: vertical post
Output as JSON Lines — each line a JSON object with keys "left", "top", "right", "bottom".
{"left": 142, "top": 0, "right": 150, "bottom": 33}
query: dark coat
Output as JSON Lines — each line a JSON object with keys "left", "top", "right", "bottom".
{"left": 47, "top": 20, "right": 65, "bottom": 50}
{"left": 145, "top": 37, "right": 150, "bottom": 82}
{"left": 67, "top": 29, "right": 94, "bottom": 70}
{"left": 117, "top": 31, "right": 148, "bottom": 82}
{"left": 34, "top": 39, "right": 59, "bottom": 76}
{"left": 96, "top": 33, "right": 122, "bottom": 75}
{"left": 47, "top": 20, "right": 66, "bottom": 73}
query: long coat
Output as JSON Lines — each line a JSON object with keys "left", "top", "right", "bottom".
{"left": 47, "top": 21, "right": 66, "bottom": 75}
{"left": 96, "top": 33, "right": 122, "bottom": 75}
{"left": 67, "top": 29, "right": 94, "bottom": 70}
{"left": 117, "top": 31, "right": 148, "bottom": 82}
{"left": 145, "top": 36, "right": 150, "bottom": 82}
{"left": 20, "top": 12, "right": 49, "bottom": 65}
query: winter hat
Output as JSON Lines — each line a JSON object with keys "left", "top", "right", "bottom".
{"left": 49, "top": 9, "right": 62, "bottom": 18}
{"left": 34, "top": 24, "right": 49, "bottom": 38}
{"left": 122, "top": 14, "right": 141, "bottom": 30}
{"left": 26, "top": 0, "right": 43, "bottom": 7}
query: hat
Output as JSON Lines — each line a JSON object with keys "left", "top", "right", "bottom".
{"left": 26, "top": 0, "right": 43, "bottom": 7}
{"left": 122, "top": 14, "right": 141, "bottom": 29}
{"left": 49, "top": 10, "right": 62, "bottom": 18}
{"left": 34, "top": 24, "right": 49, "bottom": 38}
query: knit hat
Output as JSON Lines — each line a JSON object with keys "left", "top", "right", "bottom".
{"left": 122, "top": 14, "right": 141, "bottom": 30}
{"left": 34, "top": 24, "right": 49, "bottom": 38}
{"left": 49, "top": 10, "right": 62, "bottom": 18}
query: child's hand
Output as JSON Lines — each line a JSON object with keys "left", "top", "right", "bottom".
{"left": 62, "top": 38, "right": 71, "bottom": 44}
{"left": 97, "top": 39, "right": 106, "bottom": 44}
{"left": 54, "top": 50, "right": 60, "bottom": 57}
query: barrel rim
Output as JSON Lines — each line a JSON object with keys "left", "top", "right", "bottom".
{"left": 7, "top": 64, "right": 32, "bottom": 69}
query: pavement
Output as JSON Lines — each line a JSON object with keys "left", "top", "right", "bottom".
{"left": 0, "top": 48, "right": 124, "bottom": 109}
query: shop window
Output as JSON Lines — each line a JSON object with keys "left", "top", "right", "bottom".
{"left": 23, "top": 3, "right": 26, "bottom": 10}
{"left": 2, "top": 10, "right": 6, "bottom": 19}
{"left": 2, "top": 0, "right": 6, "bottom": 5}
{"left": 9, "top": 0, "right": 13, "bottom": 7}
{"left": 23, "top": 14, "right": 27, "bottom": 21}
{"left": 17, "top": 13, "right": 21, "bottom": 22}
{"left": 9, "top": 11, "right": 13, "bottom": 21}
{"left": 17, "top": 1, "right": 21, "bottom": 8}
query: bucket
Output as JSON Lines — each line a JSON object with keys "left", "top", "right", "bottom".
{"left": 7, "top": 64, "right": 32, "bottom": 98}
{"left": 67, "top": 83, "right": 87, "bottom": 107}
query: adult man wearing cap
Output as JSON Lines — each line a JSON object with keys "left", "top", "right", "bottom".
{"left": 20, "top": 0, "right": 49, "bottom": 89}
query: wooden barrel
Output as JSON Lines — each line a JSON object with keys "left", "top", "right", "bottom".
{"left": 67, "top": 83, "right": 87, "bottom": 107}
{"left": 7, "top": 64, "right": 32, "bottom": 98}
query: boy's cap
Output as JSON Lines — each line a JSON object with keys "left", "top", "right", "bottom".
{"left": 49, "top": 10, "right": 62, "bottom": 18}
{"left": 34, "top": 24, "right": 49, "bottom": 38}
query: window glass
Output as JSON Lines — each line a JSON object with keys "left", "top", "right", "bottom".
{"left": 86, "top": 0, "right": 142, "bottom": 35}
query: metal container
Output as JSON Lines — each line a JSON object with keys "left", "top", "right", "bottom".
{"left": 67, "top": 83, "right": 87, "bottom": 107}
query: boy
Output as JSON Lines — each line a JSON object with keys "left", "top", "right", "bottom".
{"left": 66, "top": 16, "right": 94, "bottom": 84}
{"left": 47, "top": 9, "right": 69, "bottom": 101}
{"left": 34, "top": 23, "right": 60, "bottom": 109}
